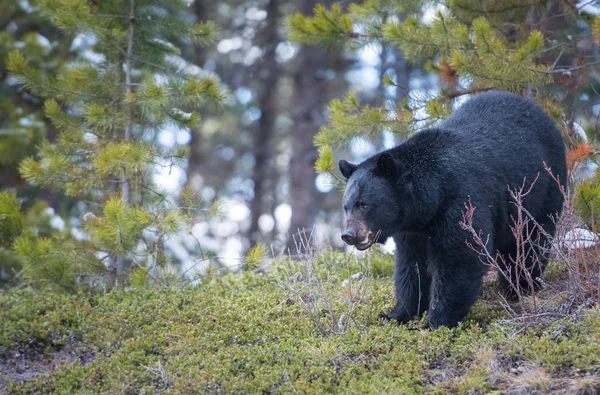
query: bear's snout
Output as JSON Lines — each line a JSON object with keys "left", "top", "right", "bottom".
{"left": 341, "top": 230, "right": 356, "bottom": 245}
{"left": 342, "top": 219, "right": 375, "bottom": 250}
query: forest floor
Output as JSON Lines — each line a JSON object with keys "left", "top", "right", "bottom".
{"left": 1, "top": 250, "right": 600, "bottom": 394}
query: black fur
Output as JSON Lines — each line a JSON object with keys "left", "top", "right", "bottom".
{"left": 340, "top": 91, "right": 567, "bottom": 328}
{"left": 339, "top": 159, "right": 358, "bottom": 179}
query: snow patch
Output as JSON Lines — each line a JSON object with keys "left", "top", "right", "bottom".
{"left": 570, "top": 121, "right": 587, "bottom": 142}
{"left": 577, "top": 0, "right": 600, "bottom": 16}
{"left": 559, "top": 228, "right": 599, "bottom": 250}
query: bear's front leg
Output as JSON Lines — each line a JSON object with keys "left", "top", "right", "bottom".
{"left": 383, "top": 235, "right": 430, "bottom": 324}
{"left": 426, "top": 258, "right": 485, "bottom": 329}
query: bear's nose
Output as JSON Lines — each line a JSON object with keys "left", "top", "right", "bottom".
{"left": 341, "top": 230, "right": 356, "bottom": 245}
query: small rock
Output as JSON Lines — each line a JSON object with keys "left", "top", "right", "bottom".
{"left": 288, "top": 273, "right": 302, "bottom": 283}
{"left": 342, "top": 272, "right": 363, "bottom": 286}
{"left": 486, "top": 377, "right": 498, "bottom": 385}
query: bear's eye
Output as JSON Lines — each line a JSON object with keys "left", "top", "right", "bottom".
{"left": 358, "top": 202, "right": 368, "bottom": 210}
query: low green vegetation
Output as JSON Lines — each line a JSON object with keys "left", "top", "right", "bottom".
{"left": 1, "top": 251, "right": 599, "bottom": 394}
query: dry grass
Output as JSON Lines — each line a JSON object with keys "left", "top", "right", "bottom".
{"left": 276, "top": 229, "right": 372, "bottom": 335}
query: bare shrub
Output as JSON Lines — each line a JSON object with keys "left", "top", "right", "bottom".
{"left": 276, "top": 229, "right": 372, "bottom": 336}
{"left": 459, "top": 174, "right": 547, "bottom": 313}
{"left": 545, "top": 163, "right": 600, "bottom": 307}
{"left": 460, "top": 164, "right": 600, "bottom": 318}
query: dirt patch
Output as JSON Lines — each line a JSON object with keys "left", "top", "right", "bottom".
{"left": 0, "top": 347, "right": 97, "bottom": 392}
{"left": 425, "top": 356, "right": 465, "bottom": 385}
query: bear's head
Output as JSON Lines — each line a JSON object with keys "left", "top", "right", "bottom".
{"left": 339, "top": 152, "right": 404, "bottom": 250}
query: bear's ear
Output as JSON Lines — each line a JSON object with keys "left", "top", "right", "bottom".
{"left": 375, "top": 152, "right": 399, "bottom": 178}
{"left": 339, "top": 159, "right": 357, "bottom": 180}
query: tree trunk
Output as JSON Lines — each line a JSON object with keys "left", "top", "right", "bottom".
{"left": 394, "top": 47, "right": 410, "bottom": 103}
{"left": 185, "top": 0, "right": 211, "bottom": 192}
{"left": 248, "top": 0, "right": 280, "bottom": 248}
{"left": 285, "top": 8, "right": 328, "bottom": 254}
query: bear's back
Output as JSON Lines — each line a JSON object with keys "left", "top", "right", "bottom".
{"left": 441, "top": 91, "right": 559, "bottom": 144}
{"left": 435, "top": 91, "right": 566, "bottom": 185}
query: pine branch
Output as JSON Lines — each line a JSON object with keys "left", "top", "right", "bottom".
{"left": 534, "top": 60, "right": 600, "bottom": 75}
{"left": 7, "top": 53, "right": 111, "bottom": 101}
{"left": 131, "top": 55, "right": 187, "bottom": 77}
{"left": 446, "top": 87, "right": 494, "bottom": 99}
{"left": 452, "top": 0, "right": 547, "bottom": 15}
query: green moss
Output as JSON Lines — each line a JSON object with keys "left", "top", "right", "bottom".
{"left": 0, "top": 287, "right": 88, "bottom": 355}
{"left": 1, "top": 252, "right": 600, "bottom": 394}
{"left": 509, "top": 314, "right": 600, "bottom": 373}
{"left": 544, "top": 260, "right": 568, "bottom": 280}
{"left": 573, "top": 172, "right": 600, "bottom": 232}
{"left": 465, "top": 300, "right": 510, "bottom": 327}
{"left": 368, "top": 249, "right": 395, "bottom": 278}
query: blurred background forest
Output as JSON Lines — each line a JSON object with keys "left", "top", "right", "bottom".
{"left": 2, "top": 0, "right": 600, "bottom": 289}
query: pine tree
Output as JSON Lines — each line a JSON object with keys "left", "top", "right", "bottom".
{"left": 288, "top": 1, "right": 600, "bottom": 190}
{"left": 6, "top": 0, "right": 227, "bottom": 289}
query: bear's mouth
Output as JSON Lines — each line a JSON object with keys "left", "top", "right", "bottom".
{"left": 355, "top": 240, "right": 374, "bottom": 251}
{"left": 354, "top": 231, "right": 377, "bottom": 251}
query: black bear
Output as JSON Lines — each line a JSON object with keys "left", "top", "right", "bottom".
{"left": 339, "top": 91, "right": 567, "bottom": 328}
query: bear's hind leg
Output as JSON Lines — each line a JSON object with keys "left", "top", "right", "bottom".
{"left": 498, "top": 223, "right": 553, "bottom": 298}
{"left": 496, "top": 244, "right": 520, "bottom": 299}
{"left": 524, "top": 221, "right": 554, "bottom": 293}
{"left": 384, "top": 235, "right": 431, "bottom": 324}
